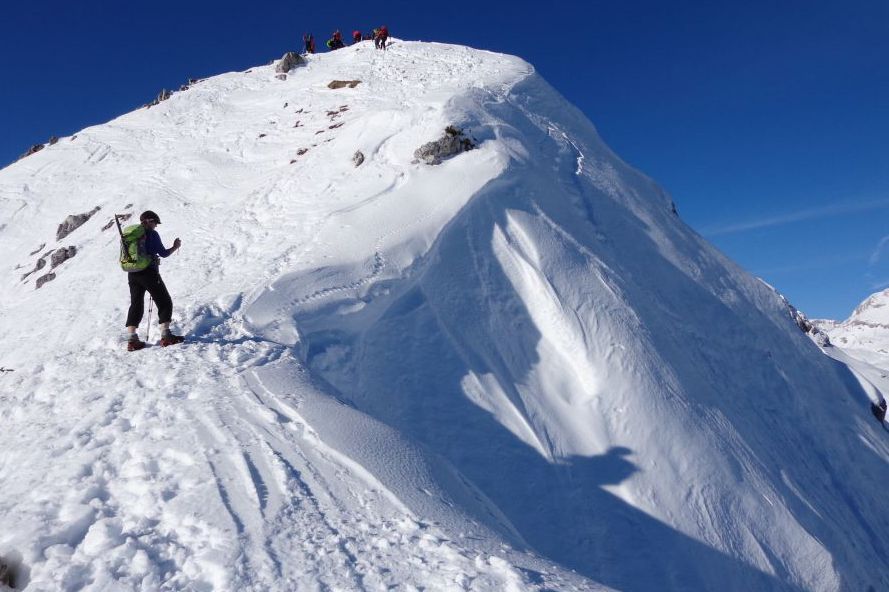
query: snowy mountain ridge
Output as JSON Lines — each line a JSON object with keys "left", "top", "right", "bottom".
{"left": 816, "top": 288, "right": 889, "bottom": 371}
{"left": 1, "top": 40, "right": 887, "bottom": 591}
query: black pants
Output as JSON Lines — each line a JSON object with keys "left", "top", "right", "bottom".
{"left": 126, "top": 267, "right": 173, "bottom": 327}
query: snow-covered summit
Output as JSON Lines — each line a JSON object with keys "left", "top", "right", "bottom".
{"left": 1, "top": 40, "right": 887, "bottom": 591}
{"left": 818, "top": 288, "right": 889, "bottom": 367}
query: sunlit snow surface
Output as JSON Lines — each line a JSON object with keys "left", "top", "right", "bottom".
{"left": 0, "top": 40, "right": 886, "bottom": 591}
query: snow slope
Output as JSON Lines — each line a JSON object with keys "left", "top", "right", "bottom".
{"left": 1, "top": 40, "right": 887, "bottom": 591}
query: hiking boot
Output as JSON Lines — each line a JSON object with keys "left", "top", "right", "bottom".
{"left": 160, "top": 333, "right": 184, "bottom": 347}
{"left": 127, "top": 338, "right": 147, "bottom": 352}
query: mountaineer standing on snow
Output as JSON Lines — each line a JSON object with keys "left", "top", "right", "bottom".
{"left": 303, "top": 33, "right": 315, "bottom": 54}
{"left": 327, "top": 30, "right": 345, "bottom": 50}
{"left": 374, "top": 25, "right": 389, "bottom": 50}
{"left": 120, "top": 210, "right": 184, "bottom": 351}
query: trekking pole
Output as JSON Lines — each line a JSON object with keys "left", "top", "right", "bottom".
{"left": 147, "top": 296, "right": 154, "bottom": 343}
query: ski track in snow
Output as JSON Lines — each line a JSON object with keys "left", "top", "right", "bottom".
{"left": 2, "top": 336, "right": 584, "bottom": 591}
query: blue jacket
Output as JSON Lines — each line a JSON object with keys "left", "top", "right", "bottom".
{"left": 145, "top": 229, "right": 175, "bottom": 269}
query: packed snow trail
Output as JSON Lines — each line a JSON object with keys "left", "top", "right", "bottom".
{"left": 1, "top": 39, "right": 888, "bottom": 591}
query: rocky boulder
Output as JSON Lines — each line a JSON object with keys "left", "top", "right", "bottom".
{"left": 413, "top": 126, "right": 477, "bottom": 165}
{"left": 35, "top": 272, "right": 56, "bottom": 290}
{"left": 276, "top": 52, "right": 306, "bottom": 74}
{"left": 56, "top": 206, "right": 100, "bottom": 241}
{"left": 328, "top": 80, "right": 361, "bottom": 89}
{"left": 50, "top": 246, "right": 77, "bottom": 269}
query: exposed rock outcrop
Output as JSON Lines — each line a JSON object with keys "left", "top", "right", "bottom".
{"left": 276, "top": 52, "right": 306, "bottom": 74}
{"left": 776, "top": 291, "right": 832, "bottom": 347}
{"left": 101, "top": 212, "right": 131, "bottom": 231}
{"left": 413, "top": 126, "right": 477, "bottom": 165}
{"left": 352, "top": 151, "right": 365, "bottom": 167}
{"left": 328, "top": 80, "right": 361, "bottom": 89}
{"left": 146, "top": 89, "right": 172, "bottom": 108}
{"left": 20, "top": 256, "right": 46, "bottom": 281}
{"left": 50, "top": 246, "right": 77, "bottom": 269}
{"left": 35, "top": 272, "right": 56, "bottom": 289}
{"left": 19, "top": 144, "right": 44, "bottom": 160}
{"left": 21, "top": 246, "right": 76, "bottom": 282}
{"left": 56, "top": 206, "right": 100, "bottom": 241}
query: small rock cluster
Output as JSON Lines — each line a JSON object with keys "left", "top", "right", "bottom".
{"left": 413, "top": 126, "right": 477, "bottom": 165}
{"left": 19, "top": 205, "right": 106, "bottom": 289}
{"left": 145, "top": 78, "right": 198, "bottom": 109}
{"left": 101, "top": 212, "right": 131, "bottom": 231}
{"left": 145, "top": 89, "right": 172, "bottom": 108}
{"left": 18, "top": 136, "right": 61, "bottom": 161}
{"left": 289, "top": 105, "right": 353, "bottom": 164}
{"left": 179, "top": 78, "right": 199, "bottom": 92}
{"left": 22, "top": 245, "right": 77, "bottom": 288}
{"left": 18, "top": 136, "right": 62, "bottom": 160}
{"left": 20, "top": 144, "right": 44, "bottom": 159}
{"left": 783, "top": 296, "right": 831, "bottom": 347}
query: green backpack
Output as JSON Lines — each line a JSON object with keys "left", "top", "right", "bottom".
{"left": 119, "top": 223, "right": 152, "bottom": 272}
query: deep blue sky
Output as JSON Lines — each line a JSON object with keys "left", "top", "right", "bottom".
{"left": 2, "top": 1, "right": 887, "bottom": 319}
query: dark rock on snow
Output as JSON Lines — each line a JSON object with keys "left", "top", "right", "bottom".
{"left": 353, "top": 151, "right": 365, "bottom": 167}
{"left": 51, "top": 246, "right": 77, "bottom": 269}
{"left": 20, "top": 255, "right": 46, "bottom": 281}
{"left": 19, "top": 144, "right": 44, "bottom": 160}
{"left": 146, "top": 89, "right": 172, "bottom": 108}
{"left": 328, "top": 80, "right": 361, "bottom": 89}
{"left": 102, "top": 212, "right": 132, "bottom": 230}
{"left": 56, "top": 206, "right": 100, "bottom": 241}
{"left": 35, "top": 272, "right": 56, "bottom": 290}
{"left": 414, "top": 126, "right": 477, "bottom": 165}
{"left": 276, "top": 52, "right": 306, "bottom": 74}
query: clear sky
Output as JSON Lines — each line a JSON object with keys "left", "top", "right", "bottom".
{"left": 2, "top": 0, "right": 887, "bottom": 319}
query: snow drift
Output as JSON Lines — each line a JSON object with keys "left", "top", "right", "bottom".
{"left": 0, "top": 40, "right": 887, "bottom": 591}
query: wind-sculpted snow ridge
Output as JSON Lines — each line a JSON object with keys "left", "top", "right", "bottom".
{"left": 0, "top": 39, "right": 887, "bottom": 591}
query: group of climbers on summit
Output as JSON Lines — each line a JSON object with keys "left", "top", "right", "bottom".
{"left": 302, "top": 25, "right": 389, "bottom": 54}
